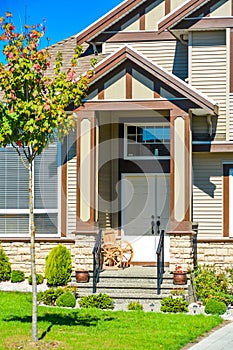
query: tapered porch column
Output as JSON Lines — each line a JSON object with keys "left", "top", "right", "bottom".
{"left": 168, "top": 111, "right": 194, "bottom": 271}
{"left": 74, "top": 110, "right": 97, "bottom": 271}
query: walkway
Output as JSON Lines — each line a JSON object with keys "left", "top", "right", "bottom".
{"left": 187, "top": 321, "right": 233, "bottom": 350}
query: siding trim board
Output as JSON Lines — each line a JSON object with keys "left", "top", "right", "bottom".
{"left": 165, "top": 0, "right": 171, "bottom": 15}
{"left": 230, "top": 29, "right": 233, "bottom": 93}
{"left": 76, "top": 111, "right": 96, "bottom": 232}
{"left": 223, "top": 163, "right": 232, "bottom": 237}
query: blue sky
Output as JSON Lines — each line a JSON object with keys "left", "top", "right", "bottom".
{"left": 0, "top": 0, "right": 123, "bottom": 62}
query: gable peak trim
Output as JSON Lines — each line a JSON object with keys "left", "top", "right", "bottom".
{"left": 90, "top": 45, "right": 218, "bottom": 115}
{"left": 158, "top": 0, "right": 210, "bottom": 33}
{"left": 75, "top": 0, "right": 147, "bottom": 44}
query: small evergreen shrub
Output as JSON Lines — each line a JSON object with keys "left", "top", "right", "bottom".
{"left": 204, "top": 299, "right": 227, "bottom": 315}
{"left": 62, "top": 285, "right": 78, "bottom": 298}
{"left": 127, "top": 301, "right": 143, "bottom": 311}
{"left": 10, "top": 270, "right": 25, "bottom": 283}
{"left": 45, "top": 244, "right": 72, "bottom": 286}
{"left": 0, "top": 246, "right": 11, "bottom": 282}
{"left": 79, "top": 293, "right": 114, "bottom": 309}
{"left": 160, "top": 296, "right": 188, "bottom": 313}
{"left": 56, "top": 291, "right": 76, "bottom": 308}
{"left": 38, "top": 287, "right": 64, "bottom": 305}
{"left": 28, "top": 273, "right": 44, "bottom": 285}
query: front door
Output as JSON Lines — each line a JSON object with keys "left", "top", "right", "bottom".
{"left": 122, "top": 174, "right": 170, "bottom": 262}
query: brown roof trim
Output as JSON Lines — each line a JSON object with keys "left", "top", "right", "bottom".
{"left": 174, "top": 17, "right": 233, "bottom": 31}
{"left": 77, "top": 100, "right": 196, "bottom": 112}
{"left": 105, "top": 30, "right": 174, "bottom": 42}
{"left": 193, "top": 142, "right": 233, "bottom": 152}
{"left": 90, "top": 46, "right": 218, "bottom": 115}
{"left": 76, "top": 0, "right": 145, "bottom": 44}
{"left": 158, "top": 0, "right": 210, "bottom": 33}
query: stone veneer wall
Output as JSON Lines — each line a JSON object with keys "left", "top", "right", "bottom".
{"left": 1, "top": 234, "right": 96, "bottom": 277}
{"left": 196, "top": 239, "right": 233, "bottom": 268}
{"left": 169, "top": 233, "right": 194, "bottom": 272}
{"left": 73, "top": 233, "right": 97, "bottom": 271}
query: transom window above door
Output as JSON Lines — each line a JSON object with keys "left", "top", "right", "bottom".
{"left": 124, "top": 123, "right": 170, "bottom": 159}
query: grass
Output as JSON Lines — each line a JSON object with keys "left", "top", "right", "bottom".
{"left": 0, "top": 291, "right": 223, "bottom": 350}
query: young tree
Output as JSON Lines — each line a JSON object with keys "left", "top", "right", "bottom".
{"left": 0, "top": 13, "right": 95, "bottom": 342}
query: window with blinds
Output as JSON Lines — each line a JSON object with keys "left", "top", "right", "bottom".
{"left": 0, "top": 143, "right": 58, "bottom": 236}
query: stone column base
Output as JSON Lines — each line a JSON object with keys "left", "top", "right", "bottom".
{"left": 167, "top": 230, "right": 195, "bottom": 272}
{"left": 73, "top": 231, "right": 97, "bottom": 271}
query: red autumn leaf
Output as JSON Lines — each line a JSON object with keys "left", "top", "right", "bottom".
{"left": 16, "top": 140, "right": 22, "bottom": 147}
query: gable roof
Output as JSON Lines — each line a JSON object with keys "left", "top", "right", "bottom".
{"left": 88, "top": 45, "right": 218, "bottom": 115}
{"left": 76, "top": 0, "right": 146, "bottom": 44}
{"left": 158, "top": 0, "right": 210, "bottom": 33}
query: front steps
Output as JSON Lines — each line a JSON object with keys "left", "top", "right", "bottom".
{"left": 74, "top": 266, "right": 191, "bottom": 309}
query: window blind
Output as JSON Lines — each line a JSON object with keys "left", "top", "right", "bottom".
{"left": 0, "top": 143, "right": 58, "bottom": 236}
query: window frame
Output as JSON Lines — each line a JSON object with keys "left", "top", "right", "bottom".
{"left": 124, "top": 122, "right": 170, "bottom": 160}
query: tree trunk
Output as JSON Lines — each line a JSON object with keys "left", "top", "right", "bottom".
{"left": 29, "top": 161, "right": 38, "bottom": 341}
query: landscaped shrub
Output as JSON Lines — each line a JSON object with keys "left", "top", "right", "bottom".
{"left": 45, "top": 244, "right": 72, "bottom": 286}
{"left": 127, "top": 301, "right": 143, "bottom": 311}
{"left": 62, "top": 285, "right": 78, "bottom": 298}
{"left": 28, "top": 273, "right": 44, "bottom": 285}
{"left": 10, "top": 270, "right": 25, "bottom": 283}
{"left": 0, "top": 246, "right": 11, "bottom": 282}
{"left": 193, "top": 265, "right": 232, "bottom": 305}
{"left": 204, "top": 299, "right": 227, "bottom": 315}
{"left": 56, "top": 291, "right": 76, "bottom": 308}
{"left": 79, "top": 293, "right": 114, "bottom": 309}
{"left": 160, "top": 296, "right": 188, "bottom": 313}
{"left": 38, "top": 287, "right": 64, "bottom": 305}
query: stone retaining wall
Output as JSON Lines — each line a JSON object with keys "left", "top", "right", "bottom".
{"left": 1, "top": 233, "right": 96, "bottom": 276}
{"left": 196, "top": 240, "right": 233, "bottom": 268}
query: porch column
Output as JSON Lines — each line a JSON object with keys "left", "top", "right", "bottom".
{"left": 74, "top": 110, "right": 97, "bottom": 271}
{"left": 168, "top": 111, "right": 194, "bottom": 271}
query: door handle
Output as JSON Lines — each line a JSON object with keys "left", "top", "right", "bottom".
{"left": 156, "top": 216, "right": 161, "bottom": 234}
{"left": 151, "top": 215, "right": 155, "bottom": 235}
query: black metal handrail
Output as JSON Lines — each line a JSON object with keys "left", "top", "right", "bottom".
{"left": 92, "top": 229, "right": 102, "bottom": 293}
{"left": 156, "top": 230, "right": 165, "bottom": 295}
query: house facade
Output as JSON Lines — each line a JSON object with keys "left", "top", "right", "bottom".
{"left": 1, "top": 0, "right": 233, "bottom": 274}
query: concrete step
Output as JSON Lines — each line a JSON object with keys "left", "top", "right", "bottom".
{"left": 73, "top": 266, "right": 190, "bottom": 303}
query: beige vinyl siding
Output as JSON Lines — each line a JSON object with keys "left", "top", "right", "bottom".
{"left": 121, "top": 14, "right": 140, "bottom": 31}
{"left": 193, "top": 153, "right": 232, "bottom": 238}
{"left": 229, "top": 93, "right": 233, "bottom": 140}
{"left": 171, "top": 0, "right": 185, "bottom": 11}
{"left": 104, "top": 40, "right": 188, "bottom": 80}
{"left": 209, "top": 0, "right": 231, "bottom": 17}
{"left": 145, "top": 1, "right": 165, "bottom": 31}
{"left": 190, "top": 31, "right": 227, "bottom": 139}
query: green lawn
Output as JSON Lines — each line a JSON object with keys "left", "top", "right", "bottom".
{"left": 0, "top": 291, "right": 222, "bottom": 350}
